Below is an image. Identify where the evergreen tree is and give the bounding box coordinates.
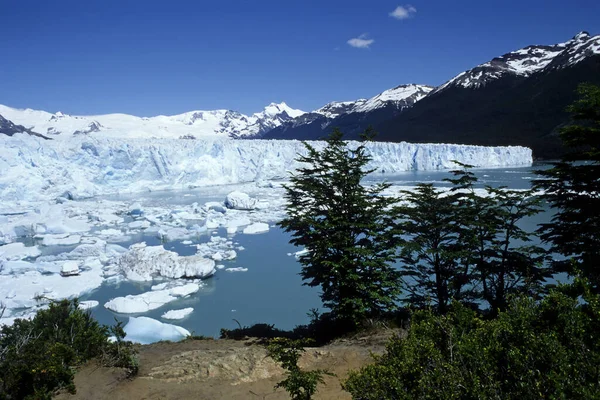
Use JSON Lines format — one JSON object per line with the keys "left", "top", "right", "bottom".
{"left": 481, "top": 186, "right": 549, "bottom": 312}
{"left": 393, "top": 184, "right": 468, "bottom": 314}
{"left": 446, "top": 166, "right": 549, "bottom": 313}
{"left": 278, "top": 128, "right": 401, "bottom": 324}
{"left": 535, "top": 83, "right": 600, "bottom": 292}
{"left": 395, "top": 164, "right": 548, "bottom": 314}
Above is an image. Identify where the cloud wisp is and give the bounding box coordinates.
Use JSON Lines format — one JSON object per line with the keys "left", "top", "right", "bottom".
{"left": 347, "top": 34, "right": 375, "bottom": 49}
{"left": 389, "top": 5, "right": 417, "bottom": 20}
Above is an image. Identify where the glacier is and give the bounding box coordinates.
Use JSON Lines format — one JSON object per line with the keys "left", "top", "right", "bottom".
{"left": 0, "top": 134, "right": 532, "bottom": 202}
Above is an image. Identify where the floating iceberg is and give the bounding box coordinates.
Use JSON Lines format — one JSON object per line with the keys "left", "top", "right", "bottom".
{"left": 123, "top": 316, "right": 190, "bottom": 344}
{"left": 162, "top": 307, "right": 194, "bottom": 320}
{"left": 0, "top": 243, "right": 41, "bottom": 261}
{"left": 104, "top": 283, "right": 200, "bottom": 313}
{"left": 60, "top": 261, "right": 80, "bottom": 276}
{"left": 226, "top": 267, "right": 248, "bottom": 273}
{"left": 118, "top": 243, "right": 216, "bottom": 281}
{"left": 79, "top": 300, "right": 99, "bottom": 310}
{"left": 243, "top": 222, "right": 269, "bottom": 235}
{"left": 225, "top": 191, "right": 257, "bottom": 210}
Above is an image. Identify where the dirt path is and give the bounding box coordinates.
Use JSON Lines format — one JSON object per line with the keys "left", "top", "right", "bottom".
{"left": 56, "top": 332, "right": 395, "bottom": 400}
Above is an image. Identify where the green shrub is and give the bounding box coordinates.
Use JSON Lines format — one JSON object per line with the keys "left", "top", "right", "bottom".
{"left": 0, "top": 299, "right": 138, "bottom": 399}
{"left": 344, "top": 285, "right": 600, "bottom": 399}
{"left": 267, "top": 338, "right": 333, "bottom": 400}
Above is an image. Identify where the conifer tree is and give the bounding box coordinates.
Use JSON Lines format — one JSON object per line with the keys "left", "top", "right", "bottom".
{"left": 393, "top": 184, "right": 466, "bottom": 314}
{"left": 535, "top": 83, "right": 600, "bottom": 292}
{"left": 278, "top": 128, "right": 401, "bottom": 324}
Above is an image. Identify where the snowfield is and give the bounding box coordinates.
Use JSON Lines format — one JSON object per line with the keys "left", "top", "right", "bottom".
{"left": 0, "top": 134, "right": 532, "bottom": 202}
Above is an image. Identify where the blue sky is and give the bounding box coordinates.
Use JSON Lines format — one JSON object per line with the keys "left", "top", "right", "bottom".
{"left": 1, "top": 0, "right": 599, "bottom": 116}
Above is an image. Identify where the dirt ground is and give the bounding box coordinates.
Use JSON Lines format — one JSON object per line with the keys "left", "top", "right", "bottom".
{"left": 55, "top": 330, "right": 397, "bottom": 400}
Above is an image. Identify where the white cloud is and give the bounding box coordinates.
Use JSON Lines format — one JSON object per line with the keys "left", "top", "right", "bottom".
{"left": 389, "top": 5, "right": 417, "bottom": 20}
{"left": 347, "top": 34, "right": 375, "bottom": 49}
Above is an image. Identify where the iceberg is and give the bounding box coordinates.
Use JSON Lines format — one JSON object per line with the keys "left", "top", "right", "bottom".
{"left": 104, "top": 283, "right": 200, "bottom": 313}
{"left": 123, "top": 316, "right": 190, "bottom": 344}
{"left": 243, "top": 222, "right": 269, "bottom": 235}
{"left": 162, "top": 307, "right": 194, "bottom": 320}
{"left": 118, "top": 243, "right": 216, "bottom": 281}
{"left": 78, "top": 300, "right": 99, "bottom": 310}
{"left": 0, "top": 243, "right": 41, "bottom": 261}
{"left": 0, "top": 134, "right": 532, "bottom": 202}
{"left": 225, "top": 191, "right": 257, "bottom": 210}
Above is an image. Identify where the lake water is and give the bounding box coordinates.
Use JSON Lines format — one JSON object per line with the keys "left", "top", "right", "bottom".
{"left": 78, "top": 163, "right": 552, "bottom": 337}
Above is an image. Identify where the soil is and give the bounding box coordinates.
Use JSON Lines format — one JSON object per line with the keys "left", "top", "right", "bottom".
{"left": 55, "top": 329, "right": 398, "bottom": 400}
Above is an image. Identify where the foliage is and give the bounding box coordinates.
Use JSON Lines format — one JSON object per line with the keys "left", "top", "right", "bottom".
{"left": 278, "top": 128, "right": 401, "bottom": 325}
{"left": 344, "top": 282, "right": 600, "bottom": 399}
{"left": 0, "top": 299, "right": 138, "bottom": 399}
{"left": 446, "top": 165, "right": 549, "bottom": 313}
{"left": 102, "top": 319, "right": 139, "bottom": 377}
{"left": 267, "top": 338, "right": 333, "bottom": 400}
{"left": 394, "top": 163, "right": 549, "bottom": 314}
{"left": 220, "top": 322, "right": 296, "bottom": 342}
{"left": 393, "top": 183, "right": 468, "bottom": 314}
{"left": 535, "top": 83, "right": 600, "bottom": 292}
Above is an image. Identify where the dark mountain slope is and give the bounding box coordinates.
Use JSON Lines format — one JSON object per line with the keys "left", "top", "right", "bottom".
{"left": 375, "top": 55, "right": 600, "bottom": 159}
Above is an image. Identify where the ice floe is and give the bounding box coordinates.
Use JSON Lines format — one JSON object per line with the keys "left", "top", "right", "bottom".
{"left": 162, "top": 307, "right": 194, "bottom": 320}
{"left": 225, "top": 191, "right": 257, "bottom": 210}
{"left": 123, "top": 316, "right": 190, "bottom": 344}
{"left": 118, "top": 243, "right": 216, "bottom": 281}
{"left": 0, "top": 242, "right": 41, "bottom": 261}
{"left": 243, "top": 222, "right": 269, "bottom": 235}
{"left": 104, "top": 282, "right": 201, "bottom": 313}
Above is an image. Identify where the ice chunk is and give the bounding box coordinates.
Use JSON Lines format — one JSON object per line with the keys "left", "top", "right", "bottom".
{"left": 225, "top": 267, "right": 248, "bottom": 272}
{"left": 104, "top": 283, "right": 200, "bottom": 313}
{"left": 225, "top": 191, "right": 257, "bottom": 210}
{"left": 128, "top": 203, "right": 143, "bottom": 216}
{"left": 242, "top": 222, "right": 269, "bottom": 235}
{"left": 79, "top": 300, "right": 99, "bottom": 310}
{"left": 161, "top": 307, "right": 194, "bottom": 320}
{"left": 0, "top": 243, "right": 41, "bottom": 261}
{"left": 60, "top": 261, "right": 80, "bottom": 276}
{"left": 41, "top": 234, "right": 81, "bottom": 246}
{"left": 0, "top": 260, "right": 104, "bottom": 316}
{"left": 123, "top": 316, "right": 190, "bottom": 344}
{"left": 204, "top": 202, "right": 227, "bottom": 214}
{"left": 128, "top": 220, "right": 150, "bottom": 229}
{"left": 118, "top": 243, "right": 216, "bottom": 281}
{"left": 158, "top": 227, "right": 192, "bottom": 241}
{"left": 211, "top": 250, "right": 237, "bottom": 261}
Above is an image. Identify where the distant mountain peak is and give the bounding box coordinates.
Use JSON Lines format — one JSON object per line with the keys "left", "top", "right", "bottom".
{"left": 573, "top": 31, "right": 590, "bottom": 40}
{"left": 258, "top": 102, "right": 305, "bottom": 118}
{"left": 434, "top": 31, "right": 600, "bottom": 93}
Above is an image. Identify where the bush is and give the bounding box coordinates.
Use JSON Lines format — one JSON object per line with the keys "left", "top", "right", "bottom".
{"left": 344, "top": 285, "right": 600, "bottom": 399}
{"left": 0, "top": 299, "right": 138, "bottom": 399}
{"left": 267, "top": 338, "right": 333, "bottom": 400}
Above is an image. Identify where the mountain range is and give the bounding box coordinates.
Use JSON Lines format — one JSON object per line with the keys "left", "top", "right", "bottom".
{"left": 1, "top": 31, "right": 599, "bottom": 158}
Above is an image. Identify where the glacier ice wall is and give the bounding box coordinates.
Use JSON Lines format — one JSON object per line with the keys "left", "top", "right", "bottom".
{"left": 0, "top": 134, "right": 532, "bottom": 201}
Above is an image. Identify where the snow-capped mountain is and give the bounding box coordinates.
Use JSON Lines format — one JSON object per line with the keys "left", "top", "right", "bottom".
{"left": 314, "top": 100, "right": 367, "bottom": 119}
{"left": 0, "top": 102, "right": 305, "bottom": 140}
{"left": 313, "top": 84, "right": 433, "bottom": 117}
{"left": 434, "top": 31, "right": 600, "bottom": 93}
{"left": 375, "top": 32, "right": 600, "bottom": 159}
{"left": 263, "top": 84, "right": 433, "bottom": 140}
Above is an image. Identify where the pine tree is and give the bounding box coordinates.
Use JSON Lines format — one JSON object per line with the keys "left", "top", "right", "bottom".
{"left": 534, "top": 83, "right": 600, "bottom": 292}
{"left": 393, "top": 184, "right": 466, "bottom": 314}
{"left": 278, "top": 128, "right": 401, "bottom": 324}
{"left": 446, "top": 165, "right": 549, "bottom": 313}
